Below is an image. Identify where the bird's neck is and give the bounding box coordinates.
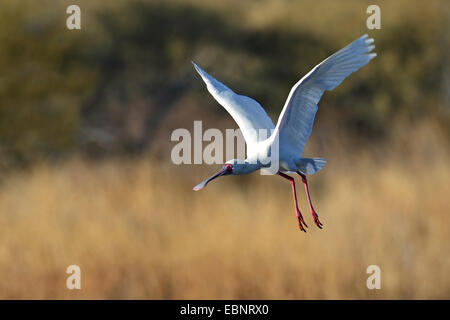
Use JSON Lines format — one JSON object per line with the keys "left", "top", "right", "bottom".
{"left": 239, "top": 160, "right": 262, "bottom": 175}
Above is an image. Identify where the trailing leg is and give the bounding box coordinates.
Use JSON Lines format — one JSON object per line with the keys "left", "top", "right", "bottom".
{"left": 297, "top": 171, "right": 323, "bottom": 229}
{"left": 278, "top": 172, "right": 308, "bottom": 232}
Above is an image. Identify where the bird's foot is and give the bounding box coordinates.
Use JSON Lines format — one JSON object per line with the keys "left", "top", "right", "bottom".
{"left": 311, "top": 211, "right": 323, "bottom": 229}
{"left": 298, "top": 222, "right": 307, "bottom": 232}
{"left": 296, "top": 211, "right": 308, "bottom": 232}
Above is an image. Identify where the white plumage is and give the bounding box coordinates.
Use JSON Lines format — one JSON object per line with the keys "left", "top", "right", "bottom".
{"left": 192, "top": 63, "right": 275, "bottom": 157}
{"left": 275, "top": 34, "right": 376, "bottom": 157}
{"left": 193, "top": 34, "right": 376, "bottom": 232}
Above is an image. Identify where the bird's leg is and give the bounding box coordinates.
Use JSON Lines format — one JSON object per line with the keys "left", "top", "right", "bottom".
{"left": 297, "top": 171, "right": 323, "bottom": 229}
{"left": 278, "top": 172, "right": 308, "bottom": 232}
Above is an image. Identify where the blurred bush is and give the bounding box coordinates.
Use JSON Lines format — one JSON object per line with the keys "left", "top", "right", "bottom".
{"left": 0, "top": 0, "right": 448, "bottom": 167}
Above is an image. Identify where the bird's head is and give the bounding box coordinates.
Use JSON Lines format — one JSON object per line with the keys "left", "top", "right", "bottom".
{"left": 193, "top": 159, "right": 255, "bottom": 191}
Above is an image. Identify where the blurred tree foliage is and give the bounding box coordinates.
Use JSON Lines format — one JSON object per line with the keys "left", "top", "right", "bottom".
{"left": 0, "top": 0, "right": 448, "bottom": 167}
{"left": 0, "top": 1, "right": 97, "bottom": 166}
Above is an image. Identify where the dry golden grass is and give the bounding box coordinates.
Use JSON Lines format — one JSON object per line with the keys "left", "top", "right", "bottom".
{"left": 0, "top": 124, "right": 448, "bottom": 299}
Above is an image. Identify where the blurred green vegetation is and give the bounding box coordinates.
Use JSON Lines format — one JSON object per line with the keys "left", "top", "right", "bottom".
{"left": 0, "top": 0, "right": 448, "bottom": 167}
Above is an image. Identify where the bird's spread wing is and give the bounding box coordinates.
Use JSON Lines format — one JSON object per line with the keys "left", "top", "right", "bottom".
{"left": 273, "top": 34, "right": 376, "bottom": 154}
{"left": 193, "top": 62, "right": 275, "bottom": 147}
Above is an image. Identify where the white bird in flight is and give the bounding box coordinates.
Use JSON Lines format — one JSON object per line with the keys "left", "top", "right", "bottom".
{"left": 193, "top": 34, "right": 376, "bottom": 232}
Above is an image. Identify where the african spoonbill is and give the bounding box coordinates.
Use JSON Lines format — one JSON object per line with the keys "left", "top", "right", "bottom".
{"left": 192, "top": 34, "right": 376, "bottom": 232}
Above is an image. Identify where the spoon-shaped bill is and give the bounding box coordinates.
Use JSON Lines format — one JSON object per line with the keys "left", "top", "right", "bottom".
{"left": 193, "top": 167, "right": 228, "bottom": 191}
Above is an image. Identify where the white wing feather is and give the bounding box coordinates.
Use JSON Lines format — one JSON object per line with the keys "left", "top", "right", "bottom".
{"left": 193, "top": 62, "right": 275, "bottom": 148}
{"left": 274, "top": 34, "right": 376, "bottom": 155}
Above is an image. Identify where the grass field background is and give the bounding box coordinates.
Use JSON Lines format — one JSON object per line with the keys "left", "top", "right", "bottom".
{"left": 0, "top": 122, "right": 448, "bottom": 299}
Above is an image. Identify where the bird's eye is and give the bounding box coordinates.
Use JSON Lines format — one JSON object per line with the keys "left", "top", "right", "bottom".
{"left": 225, "top": 164, "right": 233, "bottom": 172}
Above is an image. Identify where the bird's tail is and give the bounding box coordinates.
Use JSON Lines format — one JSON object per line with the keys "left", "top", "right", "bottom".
{"left": 296, "top": 158, "right": 326, "bottom": 175}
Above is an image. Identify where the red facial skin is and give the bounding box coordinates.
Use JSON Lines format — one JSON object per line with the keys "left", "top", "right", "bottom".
{"left": 223, "top": 163, "right": 233, "bottom": 173}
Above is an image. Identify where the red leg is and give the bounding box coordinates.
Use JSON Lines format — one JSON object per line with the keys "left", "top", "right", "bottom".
{"left": 278, "top": 172, "right": 308, "bottom": 232}
{"left": 297, "top": 171, "right": 323, "bottom": 229}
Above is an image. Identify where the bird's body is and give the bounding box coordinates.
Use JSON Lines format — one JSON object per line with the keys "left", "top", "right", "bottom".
{"left": 193, "top": 34, "right": 376, "bottom": 232}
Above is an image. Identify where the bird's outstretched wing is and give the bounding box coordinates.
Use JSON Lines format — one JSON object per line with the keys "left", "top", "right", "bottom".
{"left": 193, "top": 62, "right": 275, "bottom": 148}
{"left": 273, "top": 34, "right": 376, "bottom": 154}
